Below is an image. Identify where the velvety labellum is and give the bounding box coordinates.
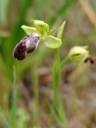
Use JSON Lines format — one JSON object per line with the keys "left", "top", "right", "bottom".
{"left": 13, "top": 33, "right": 40, "bottom": 60}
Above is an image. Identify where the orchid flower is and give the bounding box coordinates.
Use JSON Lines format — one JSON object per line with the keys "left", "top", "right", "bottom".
{"left": 13, "top": 19, "right": 62, "bottom": 60}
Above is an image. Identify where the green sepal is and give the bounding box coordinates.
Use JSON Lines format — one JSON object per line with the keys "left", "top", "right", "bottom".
{"left": 31, "top": 19, "right": 49, "bottom": 33}
{"left": 21, "top": 25, "right": 36, "bottom": 35}
{"left": 31, "top": 19, "right": 49, "bottom": 38}
{"left": 44, "top": 35, "right": 62, "bottom": 48}
{"left": 57, "top": 21, "right": 66, "bottom": 39}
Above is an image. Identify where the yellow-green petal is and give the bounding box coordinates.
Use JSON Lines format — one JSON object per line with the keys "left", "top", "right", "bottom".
{"left": 21, "top": 25, "right": 36, "bottom": 35}
{"left": 44, "top": 35, "right": 62, "bottom": 48}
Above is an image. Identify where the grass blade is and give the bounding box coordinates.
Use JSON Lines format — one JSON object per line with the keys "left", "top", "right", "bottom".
{"left": 11, "top": 66, "right": 16, "bottom": 128}
{"left": 0, "top": 107, "right": 10, "bottom": 128}
{"left": 57, "top": 96, "right": 66, "bottom": 127}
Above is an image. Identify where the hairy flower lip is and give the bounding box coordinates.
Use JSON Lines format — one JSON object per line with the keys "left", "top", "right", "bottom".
{"left": 26, "top": 33, "right": 40, "bottom": 48}
{"left": 13, "top": 33, "right": 40, "bottom": 61}
{"left": 13, "top": 41, "right": 27, "bottom": 60}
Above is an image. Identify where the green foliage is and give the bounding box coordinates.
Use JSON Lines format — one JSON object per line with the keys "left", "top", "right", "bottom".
{"left": 0, "top": 0, "right": 94, "bottom": 127}
{"left": 49, "top": 0, "right": 77, "bottom": 26}
{"left": 0, "top": 0, "right": 34, "bottom": 67}
{"left": 32, "top": 0, "right": 48, "bottom": 19}
{"left": 57, "top": 96, "right": 66, "bottom": 127}
{"left": 48, "top": 96, "right": 66, "bottom": 128}
{"left": 53, "top": 21, "right": 66, "bottom": 103}
{"left": 50, "top": 21, "right": 66, "bottom": 127}
{"left": 0, "top": 107, "right": 10, "bottom": 128}
{"left": 52, "top": 48, "right": 60, "bottom": 103}
{"left": 11, "top": 66, "right": 17, "bottom": 128}
{"left": 16, "top": 108, "right": 29, "bottom": 128}
{"left": 0, "top": 0, "right": 10, "bottom": 28}
{"left": 0, "top": 66, "right": 17, "bottom": 128}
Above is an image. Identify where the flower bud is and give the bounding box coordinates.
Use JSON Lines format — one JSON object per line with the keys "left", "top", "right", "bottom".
{"left": 68, "top": 46, "right": 89, "bottom": 65}
{"left": 13, "top": 33, "right": 40, "bottom": 60}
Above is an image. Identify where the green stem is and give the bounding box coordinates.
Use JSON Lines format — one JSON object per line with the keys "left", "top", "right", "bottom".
{"left": 60, "top": 55, "right": 69, "bottom": 69}
{"left": 53, "top": 48, "right": 60, "bottom": 105}
{"left": 49, "top": 48, "right": 60, "bottom": 128}
{"left": 49, "top": 20, "right": 66, "bottom": 128}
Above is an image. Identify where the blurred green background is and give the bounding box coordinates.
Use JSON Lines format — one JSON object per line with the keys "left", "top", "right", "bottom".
{"left": 0, "top": 0, "right": 96, "bottom": 128}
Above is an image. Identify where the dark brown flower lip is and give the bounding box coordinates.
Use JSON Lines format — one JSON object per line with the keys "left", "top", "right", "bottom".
{"left": 84, "top": 55, "right": 95, "bottom": 64}
{"left": 13, "top": 33, "right": 40, "bottom": 60}
{"left": 13, "top": 41, "right": 27, "bottom": 60}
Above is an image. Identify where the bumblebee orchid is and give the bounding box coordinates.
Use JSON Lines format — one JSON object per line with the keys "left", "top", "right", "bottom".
{"left": 13, "top": 19, "right": 62, "bottom": 60}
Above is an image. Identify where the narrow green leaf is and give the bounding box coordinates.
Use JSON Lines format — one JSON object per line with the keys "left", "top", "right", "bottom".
{"left": 21, "top": 25, "right": 36, "bottom": 35}
{"left": 11, "top": 66, "right": 16, "bottom": 128}
{"left": 52, "top": 49, "right": 60, "bottom": 104}
{"left": 57, "top": 96, "right": 66, "bottom": 125}
{"left": 44, "top": 35, "right": 62, "bottom": 48}
{"left": 0, "top": 107, "right": 10, "bottom": 128}
{"left": 48, "top": 102, "right": 65, "bottom": 128}
{"left": 48, "top": 103, "right": 60, "bottom": 123}
{"left": 57, "top": 21, "right": 66, "bottom": 39}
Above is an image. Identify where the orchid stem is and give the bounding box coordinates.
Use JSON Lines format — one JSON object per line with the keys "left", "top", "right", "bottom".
{"left": 60, "top": 55, "right": 69, "bottom": 69}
